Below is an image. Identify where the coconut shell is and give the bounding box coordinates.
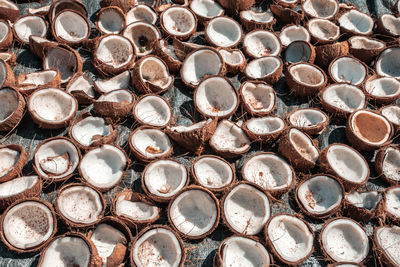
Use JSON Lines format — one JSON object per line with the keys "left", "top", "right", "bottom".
{"left": 264, "top": 213, "right": 314, "bottom": 265}
{"left": 245, "top": 56, "right": 283, "bottom": 85}
{"left": 242, "top": 117, "right": 286, "bottom": 144}
{"left": 284, "top": 41, "right": 316, "bottom": 64}
{"left": 38, "top": 232, "right": 102, "bottom": 267}
{"left": 239, "top": 80, "right": 277, "bottom": 116}
{"left": 95, "top": 6, "right": 126, "bottom": 35}
{"left": 0, "top": 1, "right": 20, "bottom": 22}
{"left": 55, "top": 183, "right": 106, "bottom": 228}
{"left": 318, "top": 143, "right": 369, "bottom": 191}
{"left": 0, "top": 88, "right": 25, "bottom": 132}
{"left": 240, "top": 11, "right": 276, "bottom": 31}
{"left": 192, "top": 3, "right": 224, "bottom": 25}
{"left": 51, "top": 9, "right": 90, "bottom": 46}
{"left": 130, "top": 224, "right": 186, "bottom": 267}
{"left": 315, "top": 41, "right": 349, "bottom": 68}
{"left": 17, "top": 70, "right": 61, "bottom": 96}
{"left": 377, "top": 14, "right": 400, "bottom": 38}
{"left": 285, "top": 63, "right": 327, "bottom": 97}
{"left": 131, "top": 56, "right": 174, "bottom": 94}
{"left": 338, "top": 10, "right": 374, "bottom": 36}
{"left": 0, "top": 51, "right": 16, "bottom": 66}
{"left": 166, "top": 118, "right": 217, "bottom": 155}
{"left": 0, "top": 59, "right": 15, "bottom": 89}
{"left": 343, "top": 192, "right": 381, "bottom": 222}
{"left": 168, "top": 185, "right": 220, "bottom": 239}
{"left": 217, "top": 0, "right": 255, "bottom": 15}
{"left": 99, "top": 0, "right": 136, "bottom": 13}
{"left": 287, "top": 108, "right": 330, "bottom": 135}
{"left": 363, "top": 75, "right": 400, "bottom": 104}
{"left": 204, "top": 16, "right": 243, "bottom": 48}
{"left": 375, "top": 145, "right": 400, "bottom": 185}
{"left": 348, "top": 36, "right": 386, "bottom": 64}
{"left": 29, "top": 36, "right": 58, "bottom": 59}
{"left": 48, "top": 0, "right": 88, "bottom": 22}
{"left": 0, "top": 20, "right": 12, "bottom": 50}
{"left": 93, "top": 90, "right": 135, "bottom": 120}
{"left": 0, "top": 144, "right": 27, "bottom": 183}
{"left": 0, "top": 198, "right": 57, "bottom": 253}
{"left": 153, "top": 39, "right": 182, "bottom": 73}
{"left": 160, "top": 6, "right": 197, "bottom": 40}
{"left": 0, "top": 176, "right": 41, "bottom": 210}
{"left": 373, "top": 225, "right": 400, "bottom": 267}
{"left": 132, "top": 94, "right": 172, "bottom": 127}
{"left": 346, "top": 109, "right": 394, "bottom": 152}
{"left": 66, "top": 72, "right": 95, "bottom": 105}
{"left": 217, "top": 48, "right": 247, "bottom": 74}
{"left": 270, "top": 4, "right": 303, "bottom": 25}
{"left": 172, "top": 37, "right": 205, "bottom": 61}
{"left": 327, "top": 263, "right": 365, "bottom": 267}
{"left": 111, "top": 190, "right": 161, "bottom": 229}
{"left": 12, "top": 15, "right": 49, "bottom": 45}
{"left": 380, "top": 105, "right": 400, "bottom": 133}
{"left": 307, "top": 19, "right": 340, "bottom": 44}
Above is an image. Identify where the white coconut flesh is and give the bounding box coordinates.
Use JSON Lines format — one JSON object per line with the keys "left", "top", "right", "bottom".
{"left": 326, "top": 145, "right": 368, "bottom": 184}
{"left": 303, "top": 0, "right": 338, "bottom": 19}
{"left": 267, "top": 215, "right": 313, "bottom": 263}
{"left": 297, "top": 175, "right": 342, "bottom": 215}
{"left": 139, "top": 57, "right": 173, "bottom": 89}
{"left": 90, "top": 223, "right": 127, "bottom": 265}
{"left": 190, "top": 0, "right": 224, "bottom": 19}
{"left": 308, "top": 19, "right": 339, "bottom": 42}
{"left": 96, "top": 35, "right": 133, "bottom": 69}
{"left": 244, "top": 31, "right": 281, "bottom": 57}
{"left": 170, "top": 189, "right": 218, "bottom": 237}
{"left": 210, "top": 120, "right": 250, "bottom": 154}
{"left": 3, "top": 201, "right": 53, "bottom": 249}
{"left": 241, "top": 10, "right": 274, "bottom": 23}
{"left": 339, "top": 10, "right": 374, "bottom": 35}
{"left": 0, "top": 21, "right": 9, "bottom": 43}
{"left": 131, "top": 128, "right": 172, "bottom": 159}
{"left": 224, "top": 183, "right": 270, "bottom": 235}
{"left": 221, "top": 236, "right": 270, "bottom": 267}
{"left": 376, "top": 47, "right": 400, "bottom": 78}
{"left": 94, "top": 71, "right": 130, "bottom": 94}
{"left": 181, "top": 49, "right": 223, "bottom": 86}
{"left": 321, "top": 219, "right": 369, "bottom": 263}
{"left": 20, "top": 70, "right": 58, "bottom": 87}
{"left": 14, "top": 16, "right": 47, "bottom": 43}
{"left": 345, "top": 191, "right": 381, "bottom": 211}
{"left": 0, "top": 88, "right": 18, "bottom": 124}
{"left": 386, "top": 187, "right": 400, "bottom": 219}
{"left": 54, "top": 11, "right": 88, "bottom": 42}
{"left": 80, "top": 145, "right": 126, "bottom": 189}
{"left": 194, "top": 156, "right": 233, "bottom": 189}
{"left": 98, "top": 8, "right": 125, "bottom": 34}
{"left": 245, "top": 117, "right": 286, "bottom": 135}
{"left": 133, "top": 228, "right": 182, "bottom": 267}
{"left": 289, "top": 109, "right": 327, "bottom": 129}
{"left": 279, "top": 25, "right": 310, "bottom": 47}
{"left": 330, "top": 57, "right": 366, "bottom": 85}
{"left": 206, "top": 17, "right": 241, "bottom": 48}
{"left": 195, "top": 77, "right": 237, "bottom": 117}
{"left": 40, "top": 236, "right": 91, "bottom": 267}
{"left": 289, "top": 128, "right": 319, "bottom": 162}
{"left": 381, "top": 105, "right": 400, "bottom": 126}
{"left": 365, "top": 77, "right": 400, "bottom": 98}
{"left": 168, "top": 119, "right": 210, "bottom": 133}
{"left": 28, "top": 5, "right": 50, "bottom": 15}
{"left": 98, "top": 89, "right": 133, "bottom": 103}
{"left": 0, "top": 148, "right": 20, "bottom": 178}
{"left": 115, "top": 194, "right": 159, "bottom": 221}
{"left": 135, "top": 95, "right": 171, "bottom": 127}
{"left": 126, "top": 5, "right": 157, "bottom": 25}
{"left": 285, "top": 42, "right": 313, "bottom": 63}
{"left": 376, "top": 226, "right": 400, "bottom": 266}
{"left": 159, "top": 39, "right": 179, "bottom": 61}
{"left": 241, "top": 82, "right": 275, "bottom": 113}
{"left": 0, "top": 176, "right": 38, "bottom": 198}
{"left": 35, "top": 138, "right": 79, "bottom": 179}
{"left": 162, "top": 7, "right": 196, "bottom": 37}
{"left": 144, "top": 160, "right": 187, "bottom": 197}
{"left": 322, "top": 84, "right": 366, "bottom": 113}
{"left": 29, "top": 88, "right": 77, "bottom": 123}
{"left": 218, "top": 49, "right": 245, "bottom": 66}
{"left": 245, "top": 56, "right": 281, "bottom": 79}
{"left": 57, "top": 185, "right": 103, "bottom": 224}
{"left": 289, "top": 64, "right": 325, "bottom": 87}
{"left": 243, "top": 153, "right": 293, "bottom": 190}
{"left": 123, "top": 22, "right": 160, "bottom": 56}
{"left": 44, "top": 47, "right": 78, "bottom": 83}
{"left": 349, "top": 36, "right": 385, "bottom": 50}
{"left": 351, "top": 110, "right": 391, "bottom": 145}
{"left": 67, "top": 74, "right": 95, "bottom": 97}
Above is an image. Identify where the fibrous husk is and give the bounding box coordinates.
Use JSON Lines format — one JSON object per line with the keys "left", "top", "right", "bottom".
{"left": 0, "top": 87, "right": 25, "bottom": 132}
{"left": 285, "top": 63, "right": 327, "bottom": 97}
{"left": 0, "top": 51, "right": 16, "bottom": 66}
{"left": 240, "top": 10, "right": 275, "bottom": 31}
{"left": 348, "top": 36, "right": 386, "bottom": 64}
{"left": 217, "top": 0, "right": 255, "bottom": 15}
{"left": 343, "top": 190, "right": 382, "bottom": 221}
{"left": 0, "top": 19, "right": 12, "bottom": 50}
{"left": 270, "top": 4, "right": 303, "bottom": 25}
{"left": 0, "top": 0, "right": 20, "bottom": 22}
{"left": 315, "top": 41, "right": 349, "bottom": 68}
{"left": 93, "top": 89, "right": 135, "bottom": 120}
{"left": 99, "top": 0, "right": 136, "bottom": 13}
{"left": 17, "top": 70, "right": 61, "bottom": 96}
{"left": 153, "top": 39, "right": 182, "bottom": 73}
{"left": 29, "top": 36, "right": 58, "bottom": 59}
{"left": 0, "top": 144, "right": 27, "bottom": 183}
{"left": 0, "top": 175, "right": 42, "bottom": 210}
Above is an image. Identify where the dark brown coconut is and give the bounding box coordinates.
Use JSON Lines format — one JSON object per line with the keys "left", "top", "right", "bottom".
{"left": 346, "top": 109, "right": 393, "bottom": 151}
{"left": 0, "top": 59, "right": 15, "bottom": 89}
{"left": 239, "top": 80, "right": 277, "bottom": 116}
{"left": 160, "top": 6, "right": 197, "bottom": 40}
{"left": 0, "top": 51, "right": 16, "bottom": 66}
{"left": 380, "top": 105, "right": 400, "bottom": 133}
{"left": 240, "top": 10, "right": 275, "bottom": 31}
{"left": 0, "top": 198, "right": 57, "bottom": 253}
{"left": 343, "top": 190, "right": 382, "bottom": 221}
{"left": 0, "top": 19, "right": 12, "bottom": 50}
{"left": 217, "top": 0, "right": 255, "bottom": 15}
{"left": 318, "top": 143, "right": 369, "bottom": 191}
{"left": 270, "top": 4, "right": 303, "bottom": 25}
{"left": 0, "top": 175, "right": 42, "bottom": 210}
{"left": 315, "top": 41, "right": 349, "bottom": 68}
{"left": 93, "top": 89, "right": 135, "bottom": 120}
{"left": 168, "top": 185, "right": 220, "bottom": 239}
{"left": 12, "top": 15, "right": 48, "bottom": 45}
{"left": 51, "top": 9, "right": 90, "bottom": 46}
{"left": 348, "top": 36, "right": 386, "bottom": 64}
{"left": 172, "top": 37, "right": 205, "bottom": 61}
{"left": 111, "top": 189, "right": 160, "bottom": 228}
{"left": 338, "top": 10, "right": 374, "bottom": 36}
{"left": 375, "top": 145, "right": 400, "bottom": 185}
{"left": 48, "top": 0, "right": 88, "bottom": 23}
{"left": 17, "top": 70, "right": 61, "bottom": 96}
{"left": 153, "top": 39, "right": 182, "bottom": 73}
{"left": 37, "top": 232, "right": 102, "bottom": 267}
{"left": 244, "top": 56, "right": 283, "bottom": 85}
{"left": 95, "top": 6, "right": 126, "bottom": 35}
{"left": 166, "top": 118, "right": 217, "bottom": 155}
{"left": 29, "top": 36, "right": 58, "bottom": 59}
{"left": 373, "top": 225, "right": 400, "bottom": 267}
{"left": 363, "top": 75, "right": 400, "bottom": 104}
{"left": 0, "top": 88, "right": 25, "bottom": 132}
{"left": 278, "top": 127, "right": 320, "bottom": 171}
{"left": 242, "top": 116, "right": 286, "bottom": 144}
{"left": 204, "top": 16, "right": 243, "bottom": 48}
{"left": 264, "top": 213, "right": 314, "bottom": 265}
{"left": 55, "top": 183, "right": 106, "bottom": 228}
{"left": 0, "top": 0, "right": 19, "bottom": 22}
{"left": 287, "top": 108, "right": 329, "bottom": 135}
{"left": 217, "top": 48, "right": 247, "bottom": 74}
{"left": 285, "top": 63, "right": 327, "bottom": 97}
{"left": 284, "top": 41, "right": 316, "bottom": 64}
{"left": 0, "top": 144, "right": 27, "bottom": 183}
{"left": 66, "top": 72, "right": 95, "bottom": 105}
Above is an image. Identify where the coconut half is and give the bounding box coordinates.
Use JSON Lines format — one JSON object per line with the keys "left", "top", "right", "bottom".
{"left": 129, "top": 127, "right": 173, "bottom": 162}
{"left": 307, "top": 18, "right": 340, "bottom": 44}
{"left": 240, "top": 81, "right": 276, "bottom": 116}
{"left": 94, "top": 89, "right": 134, "bottom": 119}
{"left": 0, "top": 199, "right": 56, "bottom": 253}
{"left": 296, "top": 175, "right": 344, "bottom": 218}
{"left": 133, "top": 94, "right": 171, "bottom": 127}
{"left": 339, "top": 10, "right": 374, "bottom": 35}
{"left": 344, "top": 191, "right": 382, "bottom": 221}
{"left": 17, "top": 70, "right": 61, "bottom": 95}
{"left": 346, "top": 109, "right": 393, "bottom": 151}
{"left": 13, "top": 15, "right": 48, "bottom": 44}
{"left": 329, "top": 56, "right": 367, "bottom": 86}
{"left": 364, "top": 76, "right": 400, "bottom": 104}
{"left": 265, "top": 214, "right": 314, "bottom": 265}
{"left": 126, "top": 4, "right": 157, "bottom": 25}
{"left": 240, "top": 10, "right": 275, "bottom": 31}
{"left": 190, "top": 0, "right": 224, "bottom": 23}
{"left": 0, "top": 87, "right": 25, "bottom": 132}
{"left": 180, "top": 48, "right": 224, "bottom": 88}
{"left": 320, "top": 218, "right": 369, "bottom": 263}
{"left": 160, "top": 6, "right": 197, "bottom": 39}
{"left": 0, "top": 19, "right": 12, "bottom": 50}
{"left": 376, "top": 47, "right": 400, "bottom": 79}
{"left": 243, "top": 30, "right": 281, "bottom": 58}
{"left": 0, "top": 51, "right": 16, "bottom": 66}
{"left": 96, "top": 6, "right": 126, "bottom": 35}
{"left": 0, "top": 0, "right": 19, "bottom": 22}
{"left": 0, "top": 59, "right": 15, "bottom": 89}
{"left": 123, "top": 21, "right": 161, "bottom": 57}
{"left": 154, "top": 39, "right": 182, "bottom": 73}
{"left": 217, "top": 48, "right": 246, "bottom": 74}
{"left": 285, "top": 41, "right": 316, "bottom": 64}
{"left": 52, "top": 10, "right": 90, "bottom": 45}
{"left": 131, "top": 225, "right": 185, "bottom": 267}
{"left": 288, "top": 108, "right": 329, "bottom": 135}
{"left": 319, "top": 144, "right": 369, "bottom": 190}
{"left": 0, "top": 144, "right": 27, "bottom": 183}
{"left": 381, "top": 105, "right": 400, "bottom": 132}
{"left": 303, "top": 0, "right": 338, "bottom": 19}
{"left": 348, "top": 36, "right": 385, "bottom": 64}
{"left": 142, "top": 159, "right": 188, "bottom": 202}
{"left": 0, "top": 176, "right": 41, "bottom": 209}
{"left": 243, "top": 116, "right": 286, "bottom": 143}
{"left": 374, "top": 226, "right": 400, "bottom": 267}
{"left": 79, "top": 145, "right": 127, "bottom": 191}
{"left": 93, "top": 70, "right": 130, "bottom": 94}
{"left": 285, "top": 63, "right": 327, "bottom": 97}
{"left": 375, "top": 145, "right": 400, "bottom": 185}
{"left": 29, "top": 35, "right": 58, "bottom": 59}
{"left": 56, "top": 184, "right": 105, "bottom": 227}
{"left": 279, "top": 25, "right": 310, "bottom": 47}
{"left": 222, "top": 182, "right": 270, "bottom": 236}
{"left": 210, "top": 120, "right": 251, "bottom": 158}
{"left": 315, "top": 41, "right": 349, "bottom": 68}
{"left": 205, "top": 16, "right": 242, "bottom": 48}
{"left": 34, "top": 137, "right": 80, "bottom": 182}
{"left": 383, "top": 186, "right": 400, "bottom": 224}
{"left": 28, "top": 88, "right": 78, "bottom": 129}
{"left": 244, "top": 56, "right": 283, "bottom": 85}
{"left": 378, "top": 13, "right": 400, "bottom": 37}
{"left": 66, "top": 72, "right": 95, "bottom": 105}
{"left": 270, "top": 3, "right": 303, "bottom": 25}
{"left": 48, "top": 0, "right": 88, "bottom": 22}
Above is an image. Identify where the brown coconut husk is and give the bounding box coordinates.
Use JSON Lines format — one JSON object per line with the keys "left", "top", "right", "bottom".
{"left": 285, "top": 63, "right": 327, "bottom": 97}
{"left": 375, "top": 145, "right": 400, "bottom": 185}
{"left": 17, "top": 70, "right": 61, "bottom": 96}
{"left": 0, "top": 59, "right": 15, "bottom": 88}
{"left": 0, "top": 144, "right": 27, "bottom": 183}
{"left": 0, "top": 0, "right": 20, "bottom": 22}
{"left": 287, "top": 108, "right": 330, "bottom": 135}
{"left": 0, "top": 19, "right": 12, "bottom": 50}
{"left": 217, "top": 0, "right": 255, "bottom": 15}
{"left": 270, "top": 4, "right": 303, "bottom": 25}
{"left": 172, "top": 37, "right": 205, "bottom": 61}
{"left": 0, "top": 176, "right": 42, "bottom": 210}
{"left": 29, "top": 36, "right": 58, "bottom": 59}
{"left": 153, "top": 39, "right": 182, "bottom": 73}
{"left": 315, "top": 41, "right": 349, "bottom": 68}
{"left": 343, "top": 191, "right": 382, "bottom": 222}
{"left": 216, "top": 47, "right": 247, "bottom": 74}
{"left": 0, "top": 88, "right": 25, "bottom": 132}
{"left": 0, "top": 51, "right": 16, "bottom": 66}
{"left": 66, "top": 72, "right": 95, "bottom": 105}
{"left": 99, "top": 0, "right": 136, "bottom": 13}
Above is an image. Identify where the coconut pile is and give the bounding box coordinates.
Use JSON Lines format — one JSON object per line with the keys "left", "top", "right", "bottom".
{"left": 0, "top": 0, "right": 400, "bottom": 266}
